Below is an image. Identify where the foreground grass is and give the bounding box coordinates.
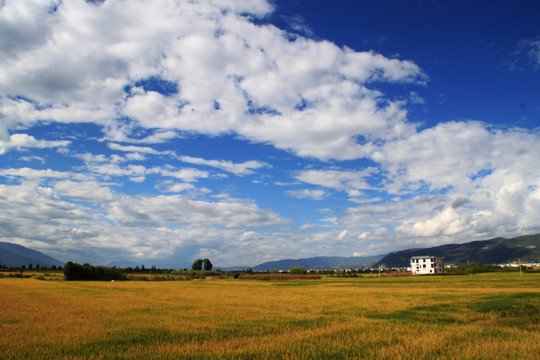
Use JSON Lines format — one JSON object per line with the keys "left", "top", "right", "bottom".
{"left": 1, "top": 273, "right": 539, "bottom": 359}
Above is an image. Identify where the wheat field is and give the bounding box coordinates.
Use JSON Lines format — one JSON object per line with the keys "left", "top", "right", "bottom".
{"left": 1, "top": 273, "right": 539, "bottom": 359}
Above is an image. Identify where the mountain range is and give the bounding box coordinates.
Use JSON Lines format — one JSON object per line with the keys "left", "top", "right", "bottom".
{"left": 375, "top": 233, "right": 540, "bottom": 268}
{"left": 0, "top": 242, "right": 64, "bottom": 268}
{"left": 251, "top": 255, "right": 385, "bottom": 271}
{"left": 1, "top": 233, "right": 539, "bottom": 270}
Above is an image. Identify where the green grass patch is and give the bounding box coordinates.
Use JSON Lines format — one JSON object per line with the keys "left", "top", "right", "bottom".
{"left": 467, "top": 292, "right": 540, "bottom": 326}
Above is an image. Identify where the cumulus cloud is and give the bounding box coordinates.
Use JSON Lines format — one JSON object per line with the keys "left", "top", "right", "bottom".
{"left": 0, "top": 133, "right": 70, "bottom": 154}
{"left": 397, "top": 207, "right": 469, "bottom": 238}
{"left": 1, "top": 0, "right": 539, "bottom": 266}
{"left": 53, "top": 180, "right": 114, "bottom": 203}
{"left": 107, "top": 193, "right": 288, "bottom": 228}
{"left": 0, "top": 0, "right": 426, "bottom": 161}
{"left": 286, "top": 188, "right": 327, "bottom": 200}
{"left": 338, "top": 153, "right": 540, "bottom": 248}
{"left": 0, "top": 181, "right": 290, "bottom": 265}
{"left": 0, "top": 183, "right": 91, "bottom": 251}
{"left": 371, "top": 121, "right": 540, "bottom": 195}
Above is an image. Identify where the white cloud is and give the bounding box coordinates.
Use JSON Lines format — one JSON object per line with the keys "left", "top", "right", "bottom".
{"left": 136, "top": 130, "right": 178, "bottom": 144}
{"left": 1, "top": 0, "right": 539, "bottom": 266}
{"left": 160, "top": 167, "right": 209, "bottom": 183}
{"left": 0, "top": 167, "right": 71, "bottom": 180}
{"left": 0, "top": 0, "right": 425, "bottom": 161}
{"left": 54, "top": 180, "right": 114, "bottom": 203}
{"left": 372, "top": 121, "right": 540, "bottom": 195}
{"left": 0, "top": 133, "right": 70, "bottom": 154}
{"left": 286, "top": 189, "right": 326, "bottom": 200}
{"left": 240, "top": 231, "right": 255, "bottom": 241}
{"left": 107, "top": 193, "right": 288, "bottom": 229}
{"left": 156, "top": 181, "right": 196, "bottom": 193}
{"left": 295, "top": 168, "right": 376, "bottom": 192}
{"left": 396, "top": 207, "right": 469, "bottom": 238}
{"left": 107, "top": 143, "right": 172, "bottom": 155}
{"left": 178, "top": 155, "right": 270, "bottom": 176}
{"left": 85, "top": 162, "right": 150, "bottom": 179}
{"left": 79, "top": 153, "right": 210, "bottom": 183}
{"left": 337, "top": 229, "right": 348, "bottom": 240}
{"left": 0, "top": 181, "right": 290, "bottom": 266}
{"left": 0, "top": 183, "right": 91, "bottom": 247}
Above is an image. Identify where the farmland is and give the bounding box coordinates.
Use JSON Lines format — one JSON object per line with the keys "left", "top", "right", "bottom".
{"left": 1, "top": 273, "right": 539, "bottom": 359}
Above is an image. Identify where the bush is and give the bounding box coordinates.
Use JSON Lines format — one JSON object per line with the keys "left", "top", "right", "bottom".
{"left": 63, "top": 261, "right": 127, "bottom": 281}
{"left": 289, "top": 266, "right": 308, "bottom": 275}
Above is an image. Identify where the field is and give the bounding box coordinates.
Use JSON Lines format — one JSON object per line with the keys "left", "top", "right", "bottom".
{"left": 1, "top": 273, "right": 539, "bottom": 359}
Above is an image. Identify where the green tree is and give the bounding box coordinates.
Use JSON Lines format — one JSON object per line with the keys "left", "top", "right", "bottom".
{"left": 203, "top": 258, "right": 213, "bottom": 271}
{"left": 192, "top": 259, "right": 203, "bottom": 271}
{"left": 289, "top": 266, "right": 307, "bottom": 274}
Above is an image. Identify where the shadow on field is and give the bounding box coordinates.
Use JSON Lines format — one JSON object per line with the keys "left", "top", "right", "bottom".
{"left": 368, "top": 292, "right": 540, "bottom": 327}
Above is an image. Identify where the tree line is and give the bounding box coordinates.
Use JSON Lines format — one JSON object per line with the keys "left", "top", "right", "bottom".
{"left": 0, "top": 264, "right": 62, "bottom": 271}
{"left": 61, "top": 259, "right": 215, "bottom": 281}
{"left": 63, "top": 261, "right": 127, "bottom": 281}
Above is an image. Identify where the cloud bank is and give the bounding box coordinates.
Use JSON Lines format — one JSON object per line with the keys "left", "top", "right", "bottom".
{"left": 0, "top": 0, "right": 538, "bottom": 266}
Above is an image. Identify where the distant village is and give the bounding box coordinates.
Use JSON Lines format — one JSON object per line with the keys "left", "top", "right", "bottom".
{"left": 305, "top": 257, "right": 540, "bottom": 275}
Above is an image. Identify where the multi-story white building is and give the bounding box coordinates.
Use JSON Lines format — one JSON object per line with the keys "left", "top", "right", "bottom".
{"left": 410, "top": 256, "right": 444, "bottom": 275}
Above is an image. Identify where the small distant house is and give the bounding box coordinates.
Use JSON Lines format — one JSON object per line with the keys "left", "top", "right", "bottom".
{"left": 410, "top": 256, "right": 444, "bottom": 275}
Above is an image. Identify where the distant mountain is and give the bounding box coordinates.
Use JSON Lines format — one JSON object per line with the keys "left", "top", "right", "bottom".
{"left": 375, "top": 234, "right": 540, "bottom": 268}
{"left": 0, "top": 242, "right": 64, "bottom": 268}
{"left": 218, "top": 265, "right": 252, "bottom": 271}
{"left": 253, "top": 255, "right": 385, "bottom": 271}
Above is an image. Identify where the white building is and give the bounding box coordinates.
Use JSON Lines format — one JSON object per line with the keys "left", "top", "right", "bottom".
{"left": 410, "top": 256, "right": 444, "bottom": 275}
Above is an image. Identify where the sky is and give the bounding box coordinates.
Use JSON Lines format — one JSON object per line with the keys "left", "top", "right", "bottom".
{"left": 1, "top": 0, "right": 539, "bottom": 268}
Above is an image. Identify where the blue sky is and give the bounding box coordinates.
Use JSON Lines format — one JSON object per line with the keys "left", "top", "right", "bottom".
{"left": 1, "top": 0, "right": 539, "bottom": 268}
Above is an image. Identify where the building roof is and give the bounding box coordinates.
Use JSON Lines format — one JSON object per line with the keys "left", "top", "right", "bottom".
{"left": 410, "top": 256, "right": 445, "bottom": 260}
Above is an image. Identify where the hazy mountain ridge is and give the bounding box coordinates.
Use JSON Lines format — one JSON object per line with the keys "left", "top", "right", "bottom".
{"left": 375, "top": 234, "right": 540, "bottom": 268}
{"left": 252, "top": 255, "right": 385, "bottom": 271}
{"left": 0, "top": 242, "right": 64, "bottom": 268}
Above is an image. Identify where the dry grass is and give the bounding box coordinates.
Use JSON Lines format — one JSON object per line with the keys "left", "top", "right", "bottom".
{"left": 237, "top": 274, "right": 321, "bottom": 280}
{"left": 1, "top": 273, "right": 539, "bottom": 359}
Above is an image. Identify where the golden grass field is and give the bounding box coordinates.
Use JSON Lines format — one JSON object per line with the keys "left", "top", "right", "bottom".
{"left": 1, "top": 272, "right": 539, "bottom": 359}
